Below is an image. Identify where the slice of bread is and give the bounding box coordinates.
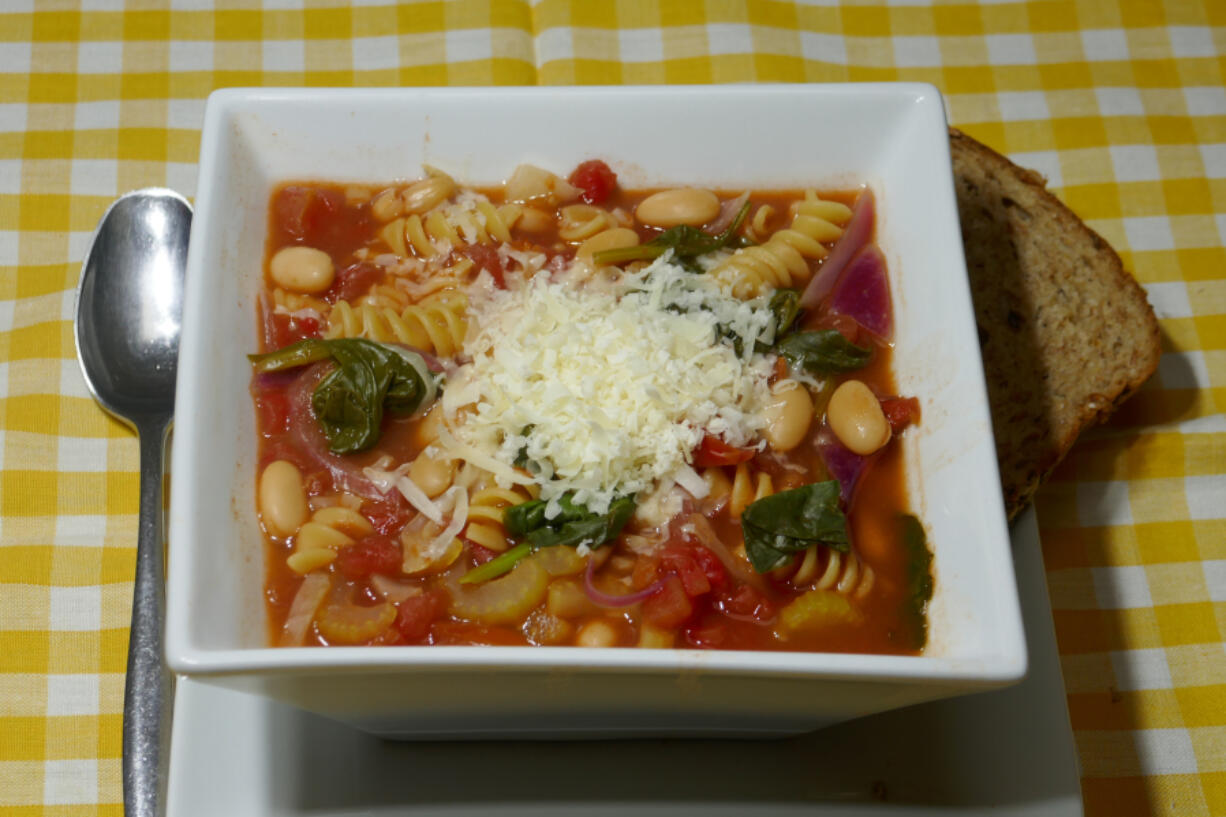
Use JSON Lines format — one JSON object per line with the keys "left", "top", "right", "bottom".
{"left": 949, "top": 128, "right": 1161, "bottom": 519}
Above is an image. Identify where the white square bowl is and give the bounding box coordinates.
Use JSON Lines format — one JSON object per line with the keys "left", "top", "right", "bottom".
{"left": 166, "top": 85, "right": 1026, "bottom": 738}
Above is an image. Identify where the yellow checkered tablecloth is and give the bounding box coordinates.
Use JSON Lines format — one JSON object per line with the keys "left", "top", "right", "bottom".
{"left": 1, "top": 1, "right": 1223, "bottom": 814}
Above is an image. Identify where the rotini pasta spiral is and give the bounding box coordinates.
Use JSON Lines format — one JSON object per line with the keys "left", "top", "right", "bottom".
{"left": 464, "top": 485, "right": 535, "bottom": 552}
{"left": 370, "top": 167, "right": 459, "bottom": 224}
{"left": 402, "top": 168, "right": 457, "bottom": 215}
{"left": 712, "top": 192, "right": 853, "bottom": 298}
{"left": 697, "top": 463, "right": 774, "bottom": 518}
{"left": 744, "top": 204, "right": 776, "bottom": 243}
{"left": 353, "top": 282, "right": 412, "bottom": 311}
{"left": 793, "top": 545, "right": 875, "bottom": 600}
{"left": 729, "top": 462, "right": 775, "bottom": 518}
{"left": 325, "top": 290, "right": 467, "bottom": 356}
{"left": 382, "top": 200, "right": 521, "bottom": 259}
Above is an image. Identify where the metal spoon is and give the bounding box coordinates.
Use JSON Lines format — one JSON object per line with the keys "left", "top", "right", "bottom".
{"left": 74, "top": 188, "right": 192, "bottom": 817}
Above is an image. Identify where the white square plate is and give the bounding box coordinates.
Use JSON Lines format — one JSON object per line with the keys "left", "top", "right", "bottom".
{"left": 166, "top": 512, "right": 1077, "bottom": 814}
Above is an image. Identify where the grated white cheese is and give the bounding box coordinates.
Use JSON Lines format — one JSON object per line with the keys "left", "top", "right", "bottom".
{"left": 363, "top": 461, "right": 446, "bottom": 524}
{"left": 273, "top": 306, "right": 323, "bottom": 321}
{"left": 424, "top": 486, "right": 467, "bottom": 560}
{"left": 442, "top": 254, "right": 775, "bottom": 514}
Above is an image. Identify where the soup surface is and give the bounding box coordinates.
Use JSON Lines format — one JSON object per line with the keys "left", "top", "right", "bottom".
{"left": 251, "top": 161, "right": 933, "bottom": 652}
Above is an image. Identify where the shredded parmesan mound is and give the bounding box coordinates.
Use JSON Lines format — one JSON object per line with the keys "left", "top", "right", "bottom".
{"left": 440, "top": 254, "right": 775, "bottom": 515}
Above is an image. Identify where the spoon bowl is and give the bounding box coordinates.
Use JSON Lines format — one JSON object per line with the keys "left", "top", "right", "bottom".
{"left": 76, "top": 190, "right": 191, "bottom": 423}
{"left": 74, "top": 188, "right": 192, "bottom": 817}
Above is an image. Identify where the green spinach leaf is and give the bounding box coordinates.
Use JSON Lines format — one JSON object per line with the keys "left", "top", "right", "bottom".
{"left": 767, "top": 289, "right": 801, "bottom": 340}
{"left": 592, "top": 200, "right": 751, "bottom": 266}
{"left": 741, "top": 481, "right": 849, "bottom": 573}
{"left": 459, "top": 543, "right": 531, "bottom": 585}
{"left": 505, "top": 493, "right": 637, "bottom": 550}
{"left": 776, "top": 330, "right": 872, "bottom": 376}
{"left": 511, "top": 425, "right": 536, "bottom": 469}
{"left": 249, "top": 338, "right": 434, "bottom": 454}
{"left": 249, "top": 338, "right": 334, "bottom": 372}
{"left": 898, "top": 514, "right": 934, "bottom": 649}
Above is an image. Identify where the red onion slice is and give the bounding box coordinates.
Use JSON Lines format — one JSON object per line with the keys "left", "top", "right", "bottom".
{"left": 706, "top": 191, "right": 750, "bottom": 235}
{"left": 828, "top": 244, "right": 892, "bottom": 340}
{"left": 815, "top": 424, "right": 875, "bottom": 505}
{"left": 583, "top": 558, "right": 665, "bottom": 608}
{"left": 800, "top": 189, "right": 874, "bottom": 308}
{"left": 285, "top": 364, "right": 385, "bottom": 500}
{"left": 391, "top": 343, "right": 444, "bottom": 373}
{"left": 253, "top": 368, "right": 300, "bottom": 391}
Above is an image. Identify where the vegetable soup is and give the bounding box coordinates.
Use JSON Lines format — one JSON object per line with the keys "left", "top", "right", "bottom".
{"left": 251, "top": 161, "right": 933, "bottom": 652}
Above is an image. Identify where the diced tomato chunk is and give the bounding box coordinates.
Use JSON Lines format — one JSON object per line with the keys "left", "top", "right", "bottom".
{"left": 660, "top": 547, "right": 711, "bottom": 598}
{"left": 263, "top": 311, "right": 322, "bottom": 349}
{"left": 459, "top": 244, "right": 506, "bottom": 289}
{"left": 362, "top": 496, "right": 412, "bottom": 537}
{"left": 772, "top": 357, "right": 789, "bottom": 382}
{"left": 303, "top": 469, "right": 335, "bottom": 498}
{"left": 468, "top": 544, "right": 499, "bottom": 566}
{"left": 720, "top": 584, "right": 777, "bottom": 623}
{"left": 273, "top": 186, "right": 342, "bottom": 242}
{"left": 327, "top": 261, "right": 383, "bottom": 304}
{"left": 630, "top": 554, "right": 660, "bottom": 590}
{"left": 687, "top": 545, "right": 728, "bottom": 592}
{"left": 683, "top": 623, "right": 727, "bottom": 649}
{"left": 266, "top": 313, "right": 296, "bottom": 349}
{"left": 692, "top": 434, "right": 756, "bottom": 467}
{"left": 272, "top": 185, "right": 370, "bottom": 257}
{"left": 394, "top": 589, "right": 448, "bottom": 643}
{"left": 643, "top": 575, "right": 694, "bottom": 629}
{"left": 568, "top": 160, "right": 618, "bottom": 205}
{"left": 336, "top": 534, "right": 402, "bottom": 580}
{"left": 880, "top": 396, "right": 921, "bottom": 434}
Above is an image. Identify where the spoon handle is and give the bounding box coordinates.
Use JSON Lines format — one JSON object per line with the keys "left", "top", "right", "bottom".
{"left": 123, "top": 421, "right": 175, "bottom": 817}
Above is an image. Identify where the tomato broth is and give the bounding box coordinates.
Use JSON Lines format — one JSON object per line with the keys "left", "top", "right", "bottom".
{"left": 252, "top": 163, "right": 933, "bottom": 654}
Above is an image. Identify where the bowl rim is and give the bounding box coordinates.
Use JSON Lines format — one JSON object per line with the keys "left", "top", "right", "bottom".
{"left": 166, "top": 83, "right": 1026, "bottom": 688}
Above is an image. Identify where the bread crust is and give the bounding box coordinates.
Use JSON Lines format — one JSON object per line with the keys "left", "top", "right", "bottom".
{"left": 949, "top": 128, "right": 1161, "bottom": 518}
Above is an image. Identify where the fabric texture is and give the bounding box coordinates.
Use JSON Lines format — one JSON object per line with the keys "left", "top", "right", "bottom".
{"left": 1, "top": 1, "right": 1223, "bottom": 814}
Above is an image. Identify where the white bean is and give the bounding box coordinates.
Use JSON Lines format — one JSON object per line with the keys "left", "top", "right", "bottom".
{"left": 413, "top": 404, "right": 446, "bottom": 448}
{"left": 636, "top": 189, "right": 720, "bottom": 228}
{"left": 638, "top": 623, "right": 675, "bottom": 648}
{"left": 575, "top": 618, "right": 619, "bottom": 647}
{"left": 258, "top": 460, "right": 308, "bottom": 538}
{"left": 761, "top": 379, "right": 814, "bottom": 452}
{"left": 827, "top": 380, "right": 891, "bottom": 456}
{"left": 409, "top": 449, "right": 456, "bottom": 498}
{"left": 269, "top": 246, "right": 334, "bottom": 294}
